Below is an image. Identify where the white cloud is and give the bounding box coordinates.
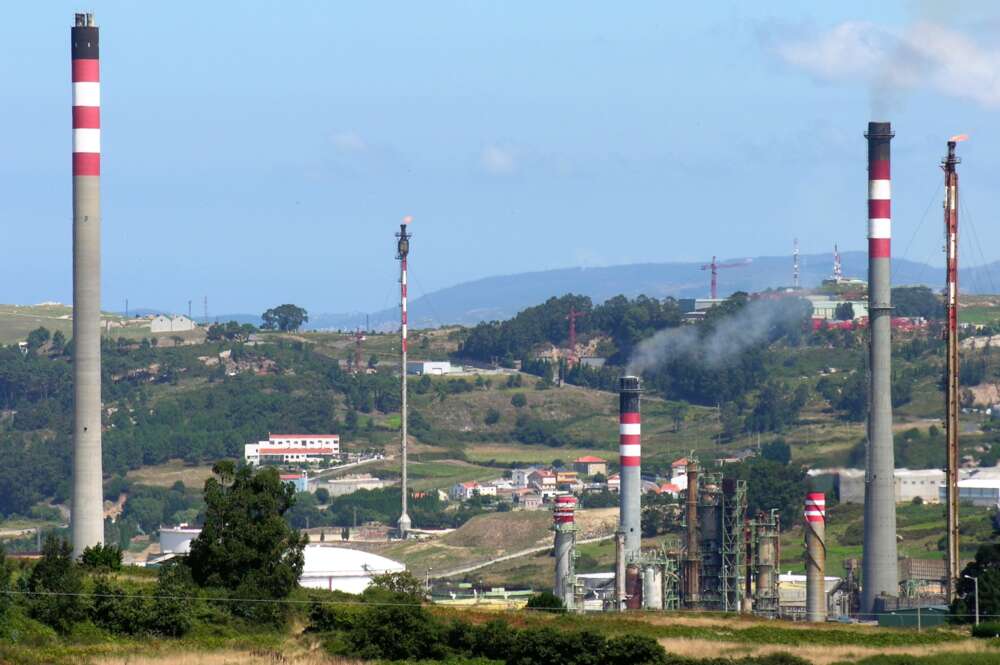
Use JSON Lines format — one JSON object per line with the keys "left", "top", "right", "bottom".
{"left": 480, "top": 144, "right": 517, "bottom": 175}
{"left": 772, "top": 20, "right": 1000, "bottom": 108}
{"left": 330, "top": 131, "right": 368, "bottom": 152}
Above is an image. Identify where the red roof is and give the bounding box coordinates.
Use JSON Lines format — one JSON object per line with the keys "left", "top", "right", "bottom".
{"left": 659, "top": 483, "right": 681, "bottom": 494}
{"left": 608, "top": 473, "right": 620, "bottom": 481}
{"left": 259, "top": 448, "right": 335, "bottom": 455}
{"left": 280, "top": 473, "right": 304, "bottom": 480}
{"left": 269, "top": 434, "right": 339, "bottom": 439}
{"left": 671, "top": 458, "right": 688, "bottom": 467}
{"left": 575, "top": 456, "right": 607, "bottom": 463}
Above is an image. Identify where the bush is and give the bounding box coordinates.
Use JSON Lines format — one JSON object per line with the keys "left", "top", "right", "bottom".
{"left": 79, "top": 543, "right": 123, "bottom": 571}
{"left": 510, "top": 393, "right": 527, "bottom": 408}
{"left": 27, "top": 536, "right": 85, "bottom": 633}
{"left": 524, "top": 590, "right": 564, "bottom": 613}
{"left": 484, "top": 408, "right": 501, "bottom": 425}
{"left": 971, "top": 621, "right": 1000, "bottom": 638}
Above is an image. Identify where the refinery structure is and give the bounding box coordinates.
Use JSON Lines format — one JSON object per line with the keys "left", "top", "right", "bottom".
{"left": 54, "top": 12, "right": 976, "bottom": 627}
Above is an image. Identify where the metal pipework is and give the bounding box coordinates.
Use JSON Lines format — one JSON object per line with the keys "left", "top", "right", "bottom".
{"left": 805, "top": 492, "right": 828, "bottom": 622}
{"left": 862, "top": 121, "right": 899, "bottom": 613}
{"left": 552, "top": 495, "right": 577, "bottom": 609}
{"left": 618, "top": 376, "right": 642, "bottom": 559}
{"left": 71, "top": 12, "right": 104, "bottom": 557}
{"left": 683, "top": 460, "right": 701, "bottom": 606}
{"left": 943, "top": 139, "right": 962, "bottom": 603}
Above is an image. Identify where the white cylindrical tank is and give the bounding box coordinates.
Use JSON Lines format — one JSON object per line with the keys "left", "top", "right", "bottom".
{"left": 642, "top": 566, "right": 663, "bottom": 609}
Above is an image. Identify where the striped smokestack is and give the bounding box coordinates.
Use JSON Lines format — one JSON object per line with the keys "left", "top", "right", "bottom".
{"left": 71, "top": 12, "right": 104, "bottom": 557}
{"left": 805, "top": 492, "right": 827, "bottom": 622}
{"left": 553, "top": 495, "right": 577, "bottom": 609}
{"left": 862, "top": 121, "right": 898, "bottom": 613}
{"left": 619, "top": 376, "right": 641, "bottom": 560}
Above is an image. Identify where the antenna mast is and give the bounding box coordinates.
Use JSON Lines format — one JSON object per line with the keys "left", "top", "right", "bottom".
{"left": 396, "top": 217, "right": 413, "bottom": 537}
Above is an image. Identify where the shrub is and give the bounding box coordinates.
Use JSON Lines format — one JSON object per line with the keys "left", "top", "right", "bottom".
{"left": 484, "top": 408, "right": 501, "bottom": 425}
{"left": 27, "top": 536, "right": 85, "bottom": 633}
{"left": 511, "top": 393, "right": 527, "bottom": 408}
{"left": 972, "top": 621, "right": 1000, "bottom": 638}
{"left": 79, "top": 543, "right": 123, "bottom": 571}
{"left": 524, "top": 590, "right": 564, "bottom": 613}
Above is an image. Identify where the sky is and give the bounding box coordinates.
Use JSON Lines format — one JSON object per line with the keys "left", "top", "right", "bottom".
{"left": 4, "top": 1, "right": 1000, "bottom": 315}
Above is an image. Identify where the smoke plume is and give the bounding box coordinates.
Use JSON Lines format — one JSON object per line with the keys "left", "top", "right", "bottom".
{"left": 770, "top": 20, "right": 1000, "bottom": 110}
{"left": 626, "top": 299, "right": 805, "bottom": 376}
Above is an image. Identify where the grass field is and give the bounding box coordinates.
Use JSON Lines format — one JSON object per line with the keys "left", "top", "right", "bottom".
{"left": 125, "top": 460, "right": 216, "bottom": 489}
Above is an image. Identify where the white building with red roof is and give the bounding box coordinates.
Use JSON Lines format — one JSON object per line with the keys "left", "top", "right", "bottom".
{"left": 245, "top": 433, "right": 340, "bottom": 466}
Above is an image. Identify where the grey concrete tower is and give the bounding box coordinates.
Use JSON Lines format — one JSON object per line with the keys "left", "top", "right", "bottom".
{"left": 861, "top": 121, "right": 898, "bottom": 612}
{"left": 618, "top": 376, "right": 642, "bottom": 560}
{"left": 71, "top": 12, "right": 104, "bottom": 557}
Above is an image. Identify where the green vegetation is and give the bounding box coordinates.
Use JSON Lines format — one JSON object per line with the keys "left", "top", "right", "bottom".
{"left": 260, "top": 303, "right": 308, "bottom": 332}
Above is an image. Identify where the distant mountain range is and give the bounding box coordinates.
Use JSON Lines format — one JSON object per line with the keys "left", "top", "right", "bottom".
{"left": 301, "top": 251, "right": 1000, "bottom": 330}
{"left": 140, "top": 251, "right": 1000, "bottom": 331}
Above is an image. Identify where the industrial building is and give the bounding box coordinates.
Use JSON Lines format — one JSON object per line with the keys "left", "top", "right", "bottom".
{"left": 939, "top": 478, "right": 1000, "bottom": 507}
{"left": 244, "top": 433, "right": 341, "bottom": 466}
{"left": 158, "top": 524, "right": 201, "bottom": 555}
{"left": 574, "top": 456, "right": 608, "bottom": 477}
{"left": 406, "top": 360, "right": 453, "bottom": 375}
{"left": 150, "top": 314, "right": 197, "bottom": 333}
{"left": 299, "top": 545, "right": 406, "bottom": 594}
{"left": 826, "top": 468, "right": 945, "bottom": 505}
{"left": 319, "top": 473, "right": 388, "bottom": 497}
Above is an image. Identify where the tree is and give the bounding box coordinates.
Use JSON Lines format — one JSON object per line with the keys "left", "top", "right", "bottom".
{"left": 733, "top": 459, "right": 807, "bottom": 522}
{"left": 51, "top": 330, "right": 66, "bottom": 354}
{"left": 261, "top": 304, "right": 309, "bottom": 332}
{"left": 667, "top": 401, "right": 689, "bottom": 432}
{"left": 893, "top": 285, "right": 943, "bottom": 319}
{"left": 26, "top": 326, "right": 50, "bottom": 351}
{"left": 187, "top": 462, "right": 307, "bottom": 623}
{"left": 951, "top": 543, "right": 1000, "bottom": 623}
{"left": 834, "top": 302, "right": 855, "bottom": 321}
{"left": 761, "top": 439, "right": 792, "bottom": 465}
{"left": 511, "top": 393, "right": 527, "bottom": 408}
{"left": 0, "top": 543, "right": 11, "bottom": 619}
{"left": 366, "top": 570, "right": 424, "bottom": 602}
{"left": 79, "top": 542, "right": 123, "bottom": 571}
{"left": 368, "top": 354, "right": 379, "bottom": 369}
{"left": 484, "top": 408, "right": 501, "bottom": 425}
{"left": 315, "top": 487, "right": 330, "bottom": 504}
{"left": 27, "top": 535, "right": 85, "bottom": 633}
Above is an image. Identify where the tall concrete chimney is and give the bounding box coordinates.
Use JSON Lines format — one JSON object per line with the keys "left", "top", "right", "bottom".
{"left": 618, "top": 376, "right": 641, "bottom": 560}
{"left": 683, "top": 460, "right": 701, "bottom": 607}
{"left": 862, "top": 121, "right": 898, "bottom": 612}
{"left": 805, "top": 492, "right": 827, "bottom": 622}
{"left": 71, "top": 12, "right": 104, "bottom": 557}
{"left": 553, "top": 495, "right": 577, "bottom": 609}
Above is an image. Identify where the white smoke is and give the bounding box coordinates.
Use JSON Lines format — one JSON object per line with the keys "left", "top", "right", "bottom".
{"left": 626, "top": 299, "right": 805, "bottom": 376}
{"left": 771, "top": 20, "right": 1000, "bottom": 110}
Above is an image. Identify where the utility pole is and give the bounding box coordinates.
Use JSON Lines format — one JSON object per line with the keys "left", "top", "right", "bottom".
{"left": 943, "top": 135, "right": 966, "bottom": 603}
{"left": 396, "top": 217, "right": 413, "bottom": 538}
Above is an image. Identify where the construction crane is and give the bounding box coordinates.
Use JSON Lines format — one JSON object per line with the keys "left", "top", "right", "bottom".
{"left": 700, "top": 257, "right": 751, "bottom": 299}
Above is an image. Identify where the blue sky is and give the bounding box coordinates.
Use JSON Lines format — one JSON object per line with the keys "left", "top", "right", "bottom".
{"left": 3, "top": 2, "right": 1000, "bottom": 314}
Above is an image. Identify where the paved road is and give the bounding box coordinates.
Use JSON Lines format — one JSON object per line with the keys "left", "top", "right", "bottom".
{"left": 427, "top": 532, "right": 616, "bottom": 580}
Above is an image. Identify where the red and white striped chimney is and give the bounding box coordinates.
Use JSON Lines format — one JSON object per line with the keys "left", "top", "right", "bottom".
{"left": 619, "top": 376, "right": 641, "bottom": 560}
{"left": 805, "top": 492, "right": 827, "bottom": 622}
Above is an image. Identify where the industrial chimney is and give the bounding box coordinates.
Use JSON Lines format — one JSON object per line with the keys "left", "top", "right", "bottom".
{"left": 552, "top": 495, "right": 577, "bottom": 609}
{"left": 618, "top": 376, "right": 642, "bottom": 560}
{"left": 805, "top": 492, "right": 827, "bottom": 622}
{"left": 862, "top": 121, "right": 898, "bottom": 613}
{"left": 71, "top": 12, "right": 104, "bottom": 557}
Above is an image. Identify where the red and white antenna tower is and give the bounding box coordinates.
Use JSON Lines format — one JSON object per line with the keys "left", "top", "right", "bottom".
{"left": 942, "top": 134, "right": 967, "bottom": 603}
{"left": 832, "top": 244, "right": 843, "bottom": 281}
{"left": 396, "top": 216, "right": 413, "bottom": 537}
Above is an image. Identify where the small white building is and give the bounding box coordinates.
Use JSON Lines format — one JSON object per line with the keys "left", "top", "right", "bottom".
{"left": 449, "top": 481, "right": 497, "bottom": 501}
{"left": 299, "top": 545, "right": 406, "bottom": 594}
{"left": 245, "top": 433, "right": 341, "bottom": 466}
{"left": 834, "top": 468, "right": 944, "bottom": 505}
{"left": 150, "top": 314, "right": 197, "bottom": 333}
{"left": 159, "top": 524, "right": 202, "bottom": 555}
{"left": 406, "top": 360, "right": 453, "bottom": 375}
{"left": 322, "top": 474, "right": 388, "bottom": 497}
